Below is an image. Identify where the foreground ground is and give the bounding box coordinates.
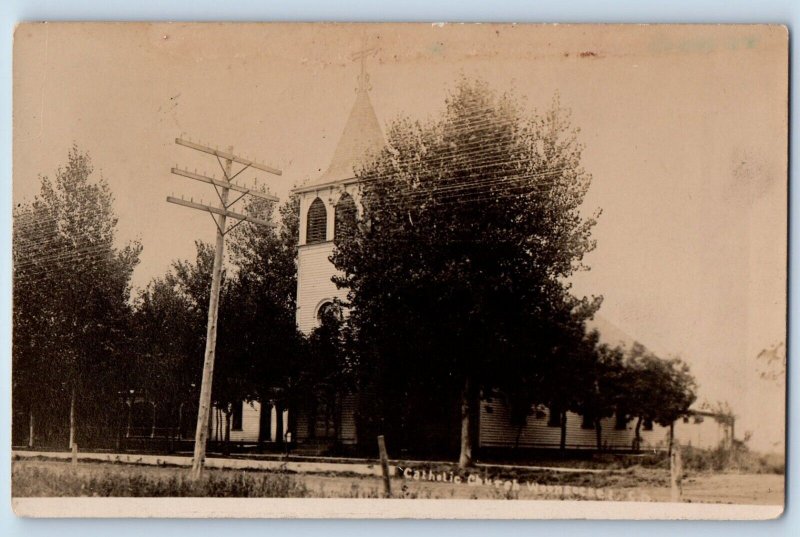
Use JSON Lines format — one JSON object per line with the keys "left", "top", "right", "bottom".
{"left": 11, "top": 458, "right": 784, "bottom": 504}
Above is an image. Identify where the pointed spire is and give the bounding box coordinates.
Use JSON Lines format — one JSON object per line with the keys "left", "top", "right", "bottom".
{"left": 304, "top": 45, "right": 383, "bottom": 188}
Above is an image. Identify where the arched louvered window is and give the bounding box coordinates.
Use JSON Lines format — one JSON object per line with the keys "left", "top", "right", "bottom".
{"left": 334, "top": 192, "right": 357, "bottom": 241}
{"left": 306, "top": 198, "right": 327, "bottom": 244}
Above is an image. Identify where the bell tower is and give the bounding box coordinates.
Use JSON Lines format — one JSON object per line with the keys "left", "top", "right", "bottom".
{"left": 293, "top": 47, "right": 384, "bottom": 334}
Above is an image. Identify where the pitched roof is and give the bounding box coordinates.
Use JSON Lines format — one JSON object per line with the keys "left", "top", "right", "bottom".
{"left": 586, "top": 315, "right": 640, "bottom": 350}
{"left": 303, "top": 83, "right": 385, "bottom": 189}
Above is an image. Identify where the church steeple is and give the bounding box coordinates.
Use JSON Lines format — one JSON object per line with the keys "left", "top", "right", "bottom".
{"left": 303, "top": 47, "right": 384, "bottom": 188}
{"left": 294, "top": 45, "right": 384, "bottom": 335}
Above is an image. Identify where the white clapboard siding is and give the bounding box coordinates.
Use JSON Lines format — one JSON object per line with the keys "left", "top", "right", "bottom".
{"left": 600, "top": 418, "right": 670, "bottom": 450}
{"left": 478, "top": 401, "right": 578, "bottom": 449}
{"left": 339, "top": 393, "right": 358, "bottom": 444}
{"left": 640, "top": 424, "right": 671, "bottom": 450}
{"left": 210, "top": 401, "right": 261, "bottom": 443}
{"left": 478, "top": 400, "right": 673, "bottom": 451}
{"left": 296, "top": 242, "right": 348, "bottom": 334}
{"left": 673, "top": 414, "right": 727, "bottom": 449}
{"left": 293, "top": 394, "right": 358, "bottom": 445}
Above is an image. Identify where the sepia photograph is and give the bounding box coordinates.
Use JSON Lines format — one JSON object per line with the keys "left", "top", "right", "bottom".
{"left": 10, "top": 23, "right": 787, "bottom": 519}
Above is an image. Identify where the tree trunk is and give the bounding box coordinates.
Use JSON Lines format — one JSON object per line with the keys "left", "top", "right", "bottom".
{"left": 68, "top": 385, "right": 76, "bottom": 449}
{"left": 633, "top": 417, "right": 643, "bottom": 451}
{"left": 115, "top": 399, "right": 123, "bottom": 451}
{"left": 213, "top": 408, "right": 218, "bottom": 441}
{"left": 28, "top": 408, "right": 35, "bottom": 449}
{"left": 178, "top": 402, "right": 184, "bottom": 441}
{"left": 224, "top": 410, "right": 231, "bottom": 442}
{"left": 223, "top": 408, "right": 231, "bottom": 456}
{"left": 668, "top": 421, "right": 675, "bottom": 455}
{"left": 287, "top": 406, "right": 297, "bottom": 444}
{"left": 594, "top": 418, "right": 602, "bottom": 451}
{"left": 309, "top": 393, "right": 318, "bottom": 440}
{"left": 258, "top": 402, "right": 271, "bottom": 445}
{"left": 151, "top": 403, "right": 157, "bottom": 438}
{"left": 275, "top": 402, "right": 284, "bottom": 446}
{"left": 458, "top": 377, "right": 474, "bottom": 469}
{"left": 559, "top": 411, "right": 567, "bottom": 450}
{"left": 332, "top": 391, "right": 340, "bottom": 447}
{"left": 125, "top": 399, "right": 132, "bottom": 438}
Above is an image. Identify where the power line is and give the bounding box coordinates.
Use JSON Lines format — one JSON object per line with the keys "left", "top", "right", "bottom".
{"left": 347, "top": 169, "right": 579, "bottom": 213}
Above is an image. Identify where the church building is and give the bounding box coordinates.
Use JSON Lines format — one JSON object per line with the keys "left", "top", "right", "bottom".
{"left": 208, "top": 58, "right": 727, "bottom": 457}
{"left": 288, "top": 56, "right": 383, "bottom": 450}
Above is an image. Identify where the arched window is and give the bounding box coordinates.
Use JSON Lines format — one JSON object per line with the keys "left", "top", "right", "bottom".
{"left": 317, "top": 301, "right": 333, "bottom": 322}
{"left": 334, "top": 192, "right": 357, "bottom": 241}
{"left": 306, "top": 198, "right": 327, "bottom": 244}
{"left": 316, "top": 301, "right": 341, "bottom": 325}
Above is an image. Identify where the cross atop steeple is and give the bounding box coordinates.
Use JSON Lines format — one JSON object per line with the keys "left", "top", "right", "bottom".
{"left": 350, "top": 46, "right": 379, "bottom": 93}
{"left": 296, "top": 41, "right": 384, "bottom": 190}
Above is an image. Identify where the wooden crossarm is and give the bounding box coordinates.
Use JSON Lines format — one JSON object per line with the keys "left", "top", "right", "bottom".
{"left": 170, "top": 168, "right": 279, "bottom": 202}
{"left": 175, "top": 138, "right": 282, "bottom": 176}
{"left": 166, "top": 196, "right": 274, "bottom": 227}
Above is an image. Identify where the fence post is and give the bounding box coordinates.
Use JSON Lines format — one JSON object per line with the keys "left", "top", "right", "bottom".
{"left": 670, "top": 441, "right": 682, "bottom": 502}
{"left": 377, "top": 435, "right": 392, "bottom": 498}
{"left": 71, "top": 442, "right": 78, "bottom": 467}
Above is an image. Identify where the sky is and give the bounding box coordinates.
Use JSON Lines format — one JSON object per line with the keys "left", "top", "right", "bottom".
{"left": 12, "top": 23, "right": 787, "bottom": 452}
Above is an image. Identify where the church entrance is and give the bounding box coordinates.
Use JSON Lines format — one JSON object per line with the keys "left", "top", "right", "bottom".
{"left": 310, "top": 386, "right": 338, "bottom": 441}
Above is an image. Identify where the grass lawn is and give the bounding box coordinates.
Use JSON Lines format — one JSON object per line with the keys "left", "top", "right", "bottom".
{"left": 11, "top": 458, "right": 784, "bottom": 504}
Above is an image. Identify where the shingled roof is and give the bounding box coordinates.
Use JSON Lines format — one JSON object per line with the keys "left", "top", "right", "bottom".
{"left": 302, "top": 77, "right": 384, "bottom": 189}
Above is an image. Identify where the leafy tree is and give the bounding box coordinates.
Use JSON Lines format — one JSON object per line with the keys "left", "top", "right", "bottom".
{"left": 563, "top": 330, "right": 620, "bottom": 451}
{"left": 299, "top": 302, "right": 353, "bottom": 443}
{"left": 128, "top": 193, "right": 303, "bottom": 450}
{"left": 13, "top": 146, "right": 141, "bottom": 448}
{"left": 497, "top": 308, "right": 603, "bottom": 452}
{"left": 129, "top": 243, "right": 212, "bottom": 439}
{"left": 218, "top": 194, "right": 305, "bottom": 444}
{"left": 331, "top": 79, "right": 600, "bottom": 467}
{"left": 621, "top": 343, "right": 697, "bottom": 450}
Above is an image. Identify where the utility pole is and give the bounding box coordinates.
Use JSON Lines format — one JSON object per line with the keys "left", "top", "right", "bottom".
{"left": 167, "top": 138, "right": 281, "bottom": 479}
